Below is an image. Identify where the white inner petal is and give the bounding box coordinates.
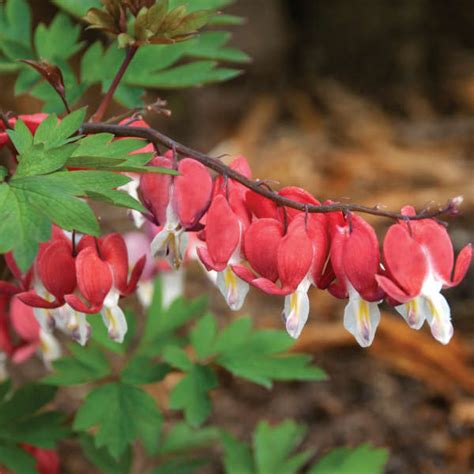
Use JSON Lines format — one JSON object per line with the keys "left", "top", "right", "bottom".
{"left": 344, "top": 286, "right": 380, "bottom": 348}
{"left": 216, "top": 266, "right": 249, "bottom": 311}
{"left": 282, "top": 278, "right": 311, "bottom": 339}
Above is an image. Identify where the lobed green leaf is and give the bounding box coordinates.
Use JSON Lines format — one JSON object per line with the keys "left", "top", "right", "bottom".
{"left": 74, "top": 383, "right": 163, "bottom": 459}
{"left": 308, "top": 445, "right": 389, "bottom": 474}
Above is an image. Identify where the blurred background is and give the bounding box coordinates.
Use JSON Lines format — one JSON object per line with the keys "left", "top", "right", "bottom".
{"left": 2, "top": 1, "right": 474, "bottom": 473}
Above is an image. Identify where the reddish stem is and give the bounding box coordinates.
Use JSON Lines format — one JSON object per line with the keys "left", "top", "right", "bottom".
{"left": 91, "top": 46, "right": 138, "bottom": 123}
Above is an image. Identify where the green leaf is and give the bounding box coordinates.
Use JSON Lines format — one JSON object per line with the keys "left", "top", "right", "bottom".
{"left": 159, "top": 423, "right": 219, "bottom": 455}
{"left": 2, "top": 411, "right": 69, "bottom": 448}
{"left": 308, "top": 445, "right": 389, "bottom": 474}
{"left": 7, "top": 119, "right": 33, "bottom": 154}
{"left": 139, "top": 289, "right": 208, "bottom": 357}
{"left": 222, "top": 432, "right": 254, "bottom": 474}
{"left": 152, "top": 295, "right": 208, "bottom": 339}
{"left": 212, "top": 316, "right": 253, "bottom": 353}
{"left": 14, "top": 144, "right": 75, "bottom": 178}
{"left": 74, "top": 383, "right": 163, "bottom": 459}
{"left": 128, "top": 60, "right": 241, "bottom": 88}
{"left": 80, "top": 434, "right": 132, "bottom": 474}
{"left": 43, "top": 344, "right": 111, "bottom": 386}
{"left": 10, "top": 178, "right": 100, "bottom": 235}
{"left": 34, "top": 13, "right": 84, "bottom": 61}
{"left": 212, "top": 317, "right": 327, "bottom": 388}
{"left": 87, "top": 189, "right": 146, "bottom": 212}
{"left": 253, "top": 420, "right": 311, "bottom": 474}
{"left": 186, "top": 32, "right": 250, "bottom": 63}
{"left": 9, "top": 109, "right": 84, "bottom": 178}
{"left": 168, "top": 365, "right": 217, "bottom": 426}
{"left": 72, "top": 134, "right": 151, "bottom": 159}
{"left": 80, "top": 41, "right": 108, "bottom": 84}
{"left": 33, "top": 109, "right": 86, "bottom": 147}
{"left": 68, "top": 133, "right": 173, "bottom": 174}
{"left": 14, "top": 67, "right": 41, "bottom": 94}
{"left": 169, "top": 0, "right": 233, "bottom": 12}
{"left": 0, "top": 0, "right": 33, "bottom": 61}
{"left": 162, "top": 346, "right": 193, "bottom": 371}
{"left": 44, "top": 170, "right": 130, "bottom": 193}
{"left": 151, "top": 458, "right": 209, "bottom": 474}
{"left": 190, "top": 313, "right": 217, "bottom": 360}
{"left": 0, "top": 183, "right": 52, "bottom": 271}
{"left": 126, "top": 42, "right": 188, "bottom": 76}
{"left": 0, "top": 54, "right": 21, "bottom": 72}
{"left": 52, "top": 0, "right": 101, "bottom": 18}
{"left": 0, "top": 383, "right": 56, "bottom": 425}
{"left": 51, "top": 107, "right": 87, "bottom": 144}
{"left": 121, "top": 356, "right": 171, "bottom": 385}
{"left": 218, "top": 353, "right": 327, "bottom": 388}
{"left": 0, "top": 386, "right": 67, "bottom": 450}
{"left": 0, "top": 380, "right": 11, "bottom": 402}
{"left": 0, "top": 443, "right": 37, "bottom": 474}
{"left": 31, "top": 113, "right": 59, "bottom": 144}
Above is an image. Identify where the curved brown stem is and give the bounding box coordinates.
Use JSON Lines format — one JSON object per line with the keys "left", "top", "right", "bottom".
{"left": 81, "top": 122, "right": 463, "bottom": 221}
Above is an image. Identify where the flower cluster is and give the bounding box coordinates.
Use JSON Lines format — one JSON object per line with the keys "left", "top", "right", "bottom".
{"left": 0, "top": 228, "right": 144, "bottom": 356}
{"left": 136, "top": 154, "right": 472, "bottom": 347}
{"left": 0, "top": 115, "right": 471, "bottom": 363}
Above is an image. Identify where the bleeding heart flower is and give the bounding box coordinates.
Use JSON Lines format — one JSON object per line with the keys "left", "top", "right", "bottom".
{"left": 139, "top": 154, "right": 212, "bottom": 269}
{"left": 22, "top": 445, "right": 60, "bottom": 474}
{"left": 328, "top": 212, "right": 384, "bottom": 347}
{"left": 376, "top": 206, "right": 472, "bottom": 344}
{"left": 65, "top": 233, "right": 145, "bottom": 343}
{"left": 245, "top": 186, "right": 320, "bottom": 222}
{"left": 235, "top": 185, "right": 329, "bottom": 338}
{"left": 197, "top": 193, "right": 250, "bottom": 310}
{"left": 0, "top": 295, "right": 61, "bottom": 368}
{"left": 15, "top": 228, "right": 77, "bottom": 333}
{"left": 18, "top": 236, "right": 76, "bottom": 310}
{"left": 233, "top": 214, "right": 321, "bottom": 338}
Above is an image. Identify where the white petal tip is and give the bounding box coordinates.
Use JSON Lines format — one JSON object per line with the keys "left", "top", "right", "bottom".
{"left": 109, "top": 331, "right": 125, "bottom": 344}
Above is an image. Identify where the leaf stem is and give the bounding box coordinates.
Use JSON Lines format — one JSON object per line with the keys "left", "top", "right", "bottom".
{"left": 91, "top": 46, "right": 139, "bottom": 123}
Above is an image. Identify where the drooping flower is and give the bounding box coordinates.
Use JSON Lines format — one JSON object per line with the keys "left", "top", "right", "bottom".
{"left": 376, "top": 206, "right": 472, "bottom": 344}
{"left": 138, "top": 154, "right": 213, "bottom": 269}
{"left": 234, "top": 185, "right": 330, "bottom": 337}
{"left": 22, "top": 445, "right": 60, "bottom": 474}
{"left": 18, "top": 232, "right": 77, "bottom": 310}
{"left": 0, "top": 295, "right": 61, "bottom": 368}
{"left": 14, "top": 229, "right": 79, "bottom": 337}
{"left": 198, "top": 193, "right": 250, "bottom": 310}
{"left": 65, "top": 233, "right": 145, "bottom": 342}
{"left": 328, "top": 212, "right": 384, "bottom": 347}
{"left": 232, "top": 211, "right": 325, "bottom": 337}
{"left": 197, "top": 157, "right": 253, "bottom": 310}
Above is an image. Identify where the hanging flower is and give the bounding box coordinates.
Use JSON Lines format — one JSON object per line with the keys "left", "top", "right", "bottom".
{"left": 328, "top": 212, "right": 384, "bottom": 347}
{"left": 377, "top": 206, "right": 472, "bottom": 344}
{"left": 0, "top": 295, "right": 61, "bottom": 368}
{"left": 138, "top": 154, "right": 213, "bottom": 269}
{"left": 65, "top": 234, "right": 145, "bottom": 343}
